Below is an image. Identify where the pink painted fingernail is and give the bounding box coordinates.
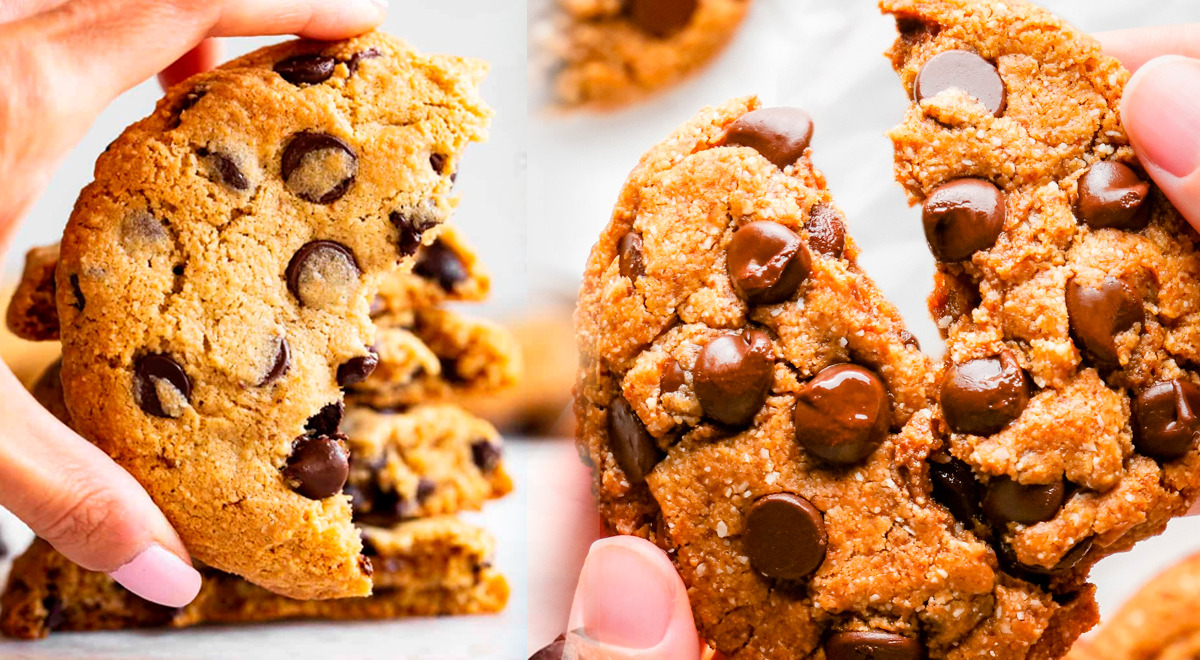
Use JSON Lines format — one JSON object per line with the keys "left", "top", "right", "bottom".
{"left": 108, "top": 544, "right": 202, "bottom": 608}
{"left": 578, "top": 538, "right": 675, "bottom": 649}
{"left": 1124, "top": 56, "right": 1200, "bottom": 178}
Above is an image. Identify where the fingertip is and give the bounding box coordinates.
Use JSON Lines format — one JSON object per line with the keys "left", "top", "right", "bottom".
{"left": 108, "top": 543, "right": 203, "bottom": 608}
{"left": 158, "top": 39, "right": 222, "bottom": 92}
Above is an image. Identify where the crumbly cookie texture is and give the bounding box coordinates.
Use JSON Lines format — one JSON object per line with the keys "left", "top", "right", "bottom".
{"left": 342, "top": 404, "right": 513, "bottom": 525}
{"left": 5, "top": 243, "right": 60, "bottom": 341}
{"left": 539, "top": 0, "right": 753, "bottom": 109}
{"left": 55, "top": 32, "right": 491, "bottom": 600}
{"left": 0, "top": 518, "right": 507, "bottom": 640}
{"left": 1065, "top": 553, "right": 1200, "bottom": 660}
{"left": 575, "top": 96, "right": 1099, "bottom": 659}
{"left": 372, "top": 225, "right": 492, "bottom": 316}
{"left": 884, "top": 0, "right": 1200, "bottom": 598}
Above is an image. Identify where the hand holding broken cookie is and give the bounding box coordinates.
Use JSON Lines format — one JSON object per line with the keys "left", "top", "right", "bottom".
{"left": 0, "top": 0, "right": 385, "bottom": 608}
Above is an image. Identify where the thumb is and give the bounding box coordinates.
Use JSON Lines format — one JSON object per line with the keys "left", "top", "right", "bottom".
{"left": 562, "top": 536, "right": 703, "bottom": 660}
{"left": 1121, "top": 55, "right": 1200, "bottom": 229}
{"left": 0, "top": 367, "right": 201, "bottom": 607}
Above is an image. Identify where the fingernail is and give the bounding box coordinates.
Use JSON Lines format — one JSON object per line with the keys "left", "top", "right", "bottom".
{"left": 1124, "top": 56, "right": 1200, "bottom": 178}
{"left": 578, "top": 538, "right": 675, "bottom": 649}
{"left": 108, "top": 544, "right": 202, "bottom": 608}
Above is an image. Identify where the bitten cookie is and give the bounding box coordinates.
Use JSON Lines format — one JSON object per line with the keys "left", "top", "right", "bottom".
{"left": 341, "top": 404, "right": 513, "bottom": 525}
{"left": 575, "top": 97, "right": 1098, "bottom": 658}
{"left": 884, "top": 0, "right": 1200, "bottom": 600}
{"left": 538, "top": 0, "right": 753, "bottom": 109}
{"left": 0, "top": 518, "right": 507, "bottom": 640}
{"left": 55, "top": 32, "right": 491, "bottom": 599}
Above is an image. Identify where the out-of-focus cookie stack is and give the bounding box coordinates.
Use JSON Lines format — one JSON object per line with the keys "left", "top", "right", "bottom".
{"left": 0, "top": 228, "right": 521, "bottom": 638}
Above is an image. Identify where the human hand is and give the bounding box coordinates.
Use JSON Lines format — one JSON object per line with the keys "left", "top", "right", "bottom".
{"left": 0, "top": 0, "right": 385, "bottom": 608}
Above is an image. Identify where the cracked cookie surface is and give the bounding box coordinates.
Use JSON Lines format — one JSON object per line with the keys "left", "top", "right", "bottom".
{"left": 574, "top": 96, "right": 1098, "bottom": 658}
{"left": 55, "top": 32, "right": 491, "bottom": 600}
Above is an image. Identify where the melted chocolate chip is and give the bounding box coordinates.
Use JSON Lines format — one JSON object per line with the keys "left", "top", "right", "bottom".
{"left": 197, "top": 148, "right": 249, "bottom": 191}
{"left": 274, "top": 54, "right": 337, "bottom": 85}
{"left": 471, "top": 439, "right": 503, "bottom": 472}
{"left": 1005, "top": 537, "right": 1094, "bottom": 578}
{"left": 305, "top": 401, "right": 344, "bottom": 437}
{"left": 338, "top": 350, "right": 379, "bottom": 387}
{"left": 1133, "top": 380, "right": 1200, "bottom": 461}
{"left": 727, "top": 221, "right": 812, "bottom": 304}
{"left": 430, "top": 153, "right": 449, "bottom": 175}
{"left": 626, "top": 0, "right": 698, "bottom": 38}
{"left": 42, "top": 596, "right": 65, "bottom": 631}
{"left": 286, "top": 240, "right": 362, "bottom": 309}
{"left": 391, "top": 208, "right": 440, "bottom": 257}
{"left": 793, "top": 364, "right": 891, "bottom": 465}
{"left": 281, "top": 132, "right": 358, "bottom": 204}
{"left": 720, "top": 107, "right": 815, "bottom": 170}
{"left": 1077, "top": 162, "right": 1151, "bottom": 231}
{"left": 133, "top": 354, "right": 192, "bottom": 418}
{"left": 745, "top": 492, "right": 827, "bottom": 580}
{"left": 414, "top": 239, "right": 469, "bottom": 292}
{"left": 618, "top": 232, "right": 646, "bottom": 281}
{"left": 283, "top": 434, "right": 350, "bottom": 500}
{"left": 348, "top": 48, "right": 381, "bottom": 74}
{"left": 169, "top": 87, "right": 207, "bottom": 129}
{"left": 825, "top": 631, "right": 925, "bottom": 660}
{"left": 982, "top": 476, "right": 1065, "bottom": 525}
{"left": 660, "top": 357, "right": 688, "bottom": 394}
{"left": 1066, "top": 276, "right": 1144, "bottom": 368}
{"left": 259, "top": 337, "right": 291, "bottom": 386}
{"left": 805, "top": 204, "right": 847, "bottom": 258}
{"left": 607, "top": 397, "right": 663, "bottom": 484}
{"left": 922, "top": 179, "right": 1006, "bottom": 262}
{"left": 68, "top": 274, "right": 85, "bottom": 312}
{"left": 940, "top": 353, "right": 1030, "bottom": 436}
{"left": 416, "top": 477, "right": 437, "bottom": 502}
{"left": 694, "top": 330, "right": 775, "bottom": 427}
{"left": 358, "top": 554, "right": 374, "bottom": 577}
{"left": 929, "top": 454, "right": 985, "bottom": 527}
{"left": 915, "top": 49, "right": 1007, "bottom": 116}
{"left": 899, "top": 329, "right": 921, "bottom": 350}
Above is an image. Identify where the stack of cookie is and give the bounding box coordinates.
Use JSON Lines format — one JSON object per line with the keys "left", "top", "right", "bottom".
{"left": 0, "top": 31, "right": 519, "bottom": 638}
{"left": 0, "top": 225, "right": 520, "bottom": 638}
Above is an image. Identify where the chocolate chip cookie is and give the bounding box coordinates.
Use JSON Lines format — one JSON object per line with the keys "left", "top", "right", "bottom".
{"left": 537, "top": 0, "right": 753, "bottom": 109}
{"left": 342, "top": 404, "right": 513, "bottom": 525}
{"left": 55, "top": 32, "right": 491, "bottom": 600}
{"left": 5, "top": 243, "right": 61, "bottom": 341}
{"left": 575, "top": 97, "right": 1098, "bottom": 658}
{"left": 885, "top": 0, "right": 1200, "bottom": 601}
{"left": 0, "top": 517, "right": 507, "bottom": 639}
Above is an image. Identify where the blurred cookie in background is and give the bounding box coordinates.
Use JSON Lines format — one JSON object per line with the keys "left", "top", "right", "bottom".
{"left": 533, "top": 0, "right": 753, "bottom": 110}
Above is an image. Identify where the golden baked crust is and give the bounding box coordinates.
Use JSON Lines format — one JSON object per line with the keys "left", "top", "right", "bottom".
{"left": 55, "top": 32, "right": 491, "bottom": 600}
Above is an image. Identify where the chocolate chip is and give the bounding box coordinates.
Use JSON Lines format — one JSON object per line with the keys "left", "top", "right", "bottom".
{"left": 439, "top": 356, "right": 466, "bottom": 384}
{"left": 416, "top": 477, "right": 437, "bottom": 502}
{"left": 358, "top": 554, "right": 374, "bottom": 577}
{"left": 1066, "top": 276, "right": 1144, "bottom": 368}
{"left": 133, "top": 354, "right": 192, "bottom": 418}
{"left": 618, "top": 232, "right": 646, "bottom": 281}
{"left": 727, "top": 221, "right": 812, "bottom": 305}
{"left": 197, "top": 148, "right": 249, "bottom": 191}
{"left": 607, "top": 396, "right": 663, "bottom": 485}
{"left": 286, "top": 240, "right": 362, "bottom": 309}
{"left": 170, "top": 87, "right": 207, "bottom": 129}
{"left": 825, "top": 631, "right": 924, "bottom": 660}
{"left": 338, "top": 350, "right": 379, "bottom": 387}
{"left": 391, "top": 208, "right": 440, "bottom": 257}
{"left": 915, "top": 49, "right": 1006, "bottom": 117}
{"left": 348, "top": 48, "right": 381, "bottom": 74}
{"left": 42, "top": 595, "right": 65, "bottom": 631}
{"left": 626, "top": 0, "right": 698, "bottom": 38}
{"left": 929, "top": 454, "right": 985, "bottom": 527}
{"left": 283, "top": 434, "right": 350, "bottom": 500}
{"left": 660, "top": 357, "right": 688, "bottom": 394}
{"left": 306, "top": 401, "right": 344, "bottom": 437}
{"left": 897, "top": 16, "right": 937, "bottom": 42}
{"left": 805, "top": 204, "right": 847, "bottom": 258}
{"left": 1006, "top": 537, "right": 1094, "bottom": 578}
{"left": 415, "top": 239, "right": 469, "bottom": 292}
{"left": 259, "top": 336, "right": 291, "bottom": 386}
{"left": 471, "top": 439, "right": 503, "bottom": 472}
{"left": 529, "top": 633, "right": 567, "bottom": 660}
{"left": 745, "top": 492, "right": 827, "bottom": 580}
{"left": 794, "top": 364, "right": 891, "bottom": 465}
{"left": 68, "top": 273, "right": 85, "bottom": 311}
{"left": 1133, "top": 379, "right": 1200, "bottom": 461}
{"left": 940, "top": 353, "right": 1030, "bottom": 436}
{"left": 720, "top": 107, "right": 815, "bottom": 170}
{"left": 1077, "top": 162, "right": 1151, "bottom": 230}
{"left": 694, "top": 330, "right": 775, "bottom": 427}
{"left": 922, "top": 179, "right": 1006, "bottom": 262}
{"left": 274, "top": 54, "right": 337, "bottom": 85}
{"left": 430, "top": 153, "right": 448, "bottom": 175}
{"left": 900, "top": 329, "right": 921, "bottom": 350}
{"left": 281, "top": 132, "right": 357, "bottom": 204}
{"left": 982, "top": 476, "right": 1065, "bottom": 525}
